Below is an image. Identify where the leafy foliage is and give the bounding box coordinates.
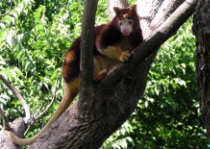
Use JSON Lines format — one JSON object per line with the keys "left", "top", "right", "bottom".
{"left": 0, "top": 0, "right": 209, "bottom": 148}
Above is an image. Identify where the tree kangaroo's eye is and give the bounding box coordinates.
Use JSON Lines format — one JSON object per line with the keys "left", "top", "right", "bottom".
{"left": 128, "top": 20, "right": 133, "bottom": 25}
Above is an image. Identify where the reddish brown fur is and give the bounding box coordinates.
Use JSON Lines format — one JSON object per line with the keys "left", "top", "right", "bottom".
{"left": 63, "top": 6, "right": 142, "bottom": 83}
{"left": 62, "top": 24, "right": 106, "bottom": 83}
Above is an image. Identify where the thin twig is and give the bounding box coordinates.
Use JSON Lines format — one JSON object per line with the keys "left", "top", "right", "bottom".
{"left": 24, "top": 116, "right": 35, "bottom": 136}
{"left": 24, "top": 76, "right": 59, "bottom": 136}
{"left": 36, "top": 76, "right": 59, "bottom": 119}
{"left": 0, "top": 75, "right": 31, "bottom": 119}
{"left": 0, "top": 107, "right": 10, "bottom": 130}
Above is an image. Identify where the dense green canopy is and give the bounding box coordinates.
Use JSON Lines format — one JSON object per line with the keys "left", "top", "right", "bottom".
{"left": 0, "top": 0, "right": 209, "bottom": 148}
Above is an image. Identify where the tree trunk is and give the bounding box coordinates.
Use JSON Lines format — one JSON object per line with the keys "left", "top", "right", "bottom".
{"left": 193, "top": 0, "right": 210, "bottom": 137}
{"left": 2, "top": 0, "right": 196, "bottom": 148}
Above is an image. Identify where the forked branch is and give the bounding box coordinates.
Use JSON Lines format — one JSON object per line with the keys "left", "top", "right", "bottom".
{"left": 0, "top": 75, "right": 58, "bottom": 136}
{"left": 0, "top": 75, "right": 31, "bottom": 120}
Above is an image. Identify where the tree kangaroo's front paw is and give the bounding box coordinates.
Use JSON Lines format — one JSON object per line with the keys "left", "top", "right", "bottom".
{"left": 120, "top": 51, "right": 130, "bottom": 62}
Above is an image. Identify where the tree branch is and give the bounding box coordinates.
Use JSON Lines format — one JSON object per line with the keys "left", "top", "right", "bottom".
{"left": 35, "top": 76, "right": 59, "bottom": 120}
{"left": 0, "top": 75, "right": 31, "bottom": 120}
{"left": 149, "top": 0, "right": 185, "bottom": 34}
{"left": 0, "top": 107, "right": 10, "bottom": 130}
{"left": 137, "top": 0, "right": 164, "bottom": 38}
{"left": 138, "top": 0, "right": 185, "bottom": 38}
{"left": 96, "top": 0, "right": 197, "bottom": 100}
{"left": 79, "top": 0, "right": 98, "bottom": 113}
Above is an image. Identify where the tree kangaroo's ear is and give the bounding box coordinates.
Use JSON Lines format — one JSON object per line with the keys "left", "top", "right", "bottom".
{"left": 113, "top": 7, "right": 121, "bottom": 16}
{"left": 130, "top": 4, "right": 137, "bottom": 12}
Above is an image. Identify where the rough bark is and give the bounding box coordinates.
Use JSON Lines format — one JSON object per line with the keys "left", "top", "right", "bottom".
{"left": 0, "top": 118, "right": 25, "bottom": 149}
{"left": 79, "top": 0, "right": 98, "bottom": 114}
{"left": 193, "top": 0, "right": 210, "bottom": 137}
{"left": 2, "top": 0, "right": 196, "bottom": 148}
{"left": 138, "top": 0, "right": 185, "bottom": 38}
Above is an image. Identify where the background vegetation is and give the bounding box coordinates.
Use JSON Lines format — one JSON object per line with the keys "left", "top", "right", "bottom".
{"left": 0, "top": 0, "right": 209, "bottom": 148}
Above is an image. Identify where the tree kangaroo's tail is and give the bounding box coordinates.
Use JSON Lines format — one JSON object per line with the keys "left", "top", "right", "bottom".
{"left": 5, "top": 80, "right": 79, "bottom": 146}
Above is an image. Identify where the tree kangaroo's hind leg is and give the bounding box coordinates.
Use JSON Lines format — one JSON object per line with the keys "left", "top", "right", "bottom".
{"left": 93, "top": 55, "right": 110, "bottom": 82}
